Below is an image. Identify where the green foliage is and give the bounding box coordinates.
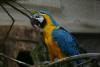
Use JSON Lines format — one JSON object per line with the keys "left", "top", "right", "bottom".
{"left": 31, "top": 42, "right": 49, "bottom": 65}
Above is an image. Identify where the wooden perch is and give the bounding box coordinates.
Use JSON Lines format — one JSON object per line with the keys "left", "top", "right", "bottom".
{"left": 47, "top": 53, "right": 100, "bottom": 66}
{"left": 0, "top": 53, "right": 100, "bottom": 67}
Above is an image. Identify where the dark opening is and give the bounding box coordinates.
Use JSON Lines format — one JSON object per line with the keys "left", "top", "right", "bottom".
{"left": 16, "top": 50, "right": 34, "bottom": 67}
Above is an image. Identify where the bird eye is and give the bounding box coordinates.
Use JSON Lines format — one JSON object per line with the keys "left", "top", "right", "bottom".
{"left": 32, "top": 13, "right": 44, "bottom": 24}
{"left": 33, "top": 14, "right": 40, "bottom": 18}
{"left": 35, "top": 15, "right": 40, "bottom": 18}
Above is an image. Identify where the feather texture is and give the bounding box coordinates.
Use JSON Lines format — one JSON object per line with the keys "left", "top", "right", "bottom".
{"left": 41, "top": 12, "right": 83, "bottom": 64}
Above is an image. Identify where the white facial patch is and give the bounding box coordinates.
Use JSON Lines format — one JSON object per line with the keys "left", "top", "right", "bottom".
{"left": 36, "top": 16, "right": 44, "bottom": 23}
{"left": 32, "top": 13, "right": 44, "bottom": 23}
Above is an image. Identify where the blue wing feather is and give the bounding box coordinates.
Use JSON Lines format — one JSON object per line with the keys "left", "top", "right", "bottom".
{"left": 52, "top": 29, "right": 80, "bottom": 56}
{"left": 52, "top": 28, "right": 82, "bottom": 64}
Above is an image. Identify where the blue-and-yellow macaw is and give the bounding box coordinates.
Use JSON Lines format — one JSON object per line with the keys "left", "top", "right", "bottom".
{"left": 31, "top": 11, "right": 86, "bottom": 65}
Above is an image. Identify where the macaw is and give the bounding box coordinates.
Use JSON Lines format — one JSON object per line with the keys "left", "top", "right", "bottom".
{"left": 31, "top": 11, "right": 86, "bottom": 65}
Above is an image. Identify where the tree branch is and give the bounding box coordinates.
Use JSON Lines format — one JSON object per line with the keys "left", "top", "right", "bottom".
{"left": 0, "top": 53, "right": 34, "bottom": 67}
{"left": 47, "top": 53, "right": 100, "bottom": 66}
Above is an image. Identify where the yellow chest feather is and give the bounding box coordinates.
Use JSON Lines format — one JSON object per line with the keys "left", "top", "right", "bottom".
{"left": 42, "top": 25, "right": 65, "bottom": 61}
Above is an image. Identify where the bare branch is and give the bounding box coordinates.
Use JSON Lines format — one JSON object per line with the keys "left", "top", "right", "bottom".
{"left": 0, "top": 53, "right": 100, "bottom": 67}
{"left": 0, "top": 4, "right": 15, "bottom": 44}
{"left": 6, "top": 2, "right": 32, "bottom": 21}
{"left": 0, "top": 53, "right": 34, "bottom": 67}
{"left": 47, "top": 53, "right": 100, "bottom": 66}
{"left": 12, "top": 0, "right": 32, "bottom": 15}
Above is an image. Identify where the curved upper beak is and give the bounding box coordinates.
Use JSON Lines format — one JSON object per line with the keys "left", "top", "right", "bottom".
{"left": 31, "top": 18, "right": 43, "bottom": 32}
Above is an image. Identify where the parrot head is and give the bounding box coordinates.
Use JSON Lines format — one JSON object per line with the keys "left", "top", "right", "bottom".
{"left": 31, "top": 11, "right": 47, "bottom": 28}
{"left": 31, "top": 10, "right": 59, "bottom": 29}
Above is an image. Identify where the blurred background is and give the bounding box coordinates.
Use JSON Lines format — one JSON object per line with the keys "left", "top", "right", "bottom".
{"left": 0, "top": 0, "right": 100, "bottom": 67}
{"left": 0, "top": 0, "right": 100, "bottom": 32}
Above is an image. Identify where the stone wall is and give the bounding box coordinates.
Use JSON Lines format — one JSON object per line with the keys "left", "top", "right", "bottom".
{"left": 0, "top": 25, "right": 39, "bottom": 67}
